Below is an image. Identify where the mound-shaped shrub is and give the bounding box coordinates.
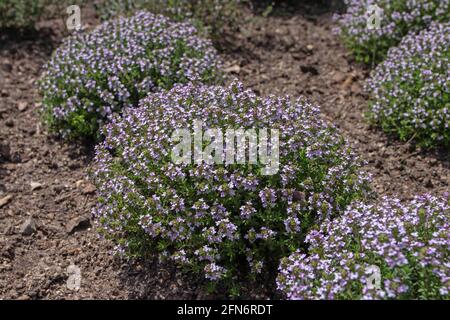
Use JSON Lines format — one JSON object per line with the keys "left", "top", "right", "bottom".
{"left": 0, "top": 0, "right": 45, "bottom": 28}
{"left": 39, "top": 11, "right": 220, "bottom": 139}
{"left": 92, "top": 82, "right": 370, "bottom": 294}
{"left": 334, "top": 0, "right": 449, "bottom": 65}
{"left": 366, "top": 22, "right": 449, "bottom": 149}
{"left": 277, "top": 194, "right": 450, "bottom": 300}
{"left": 0, "top": 0, "right": 68, "bottom": 29}
{"left": 95, "top": 0, "right": 242, "bottom": 45}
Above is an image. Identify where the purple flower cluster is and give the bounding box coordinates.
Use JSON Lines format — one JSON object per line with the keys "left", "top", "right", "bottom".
{"left": 366, "top": 22, "right": 450, "bottom": 148}
{"left": 0, "top": 0, "right": 59, "bottom": 28}
{"left": 92, "top": 81, "right": 370, "bottom": 290}
{"left": 39, "top": 11, "right": 220, "bottom": 139}
{"left": 96, "top": 0, "right": 243, "bottom": 44}
{"left": 334, "top": 0, "right": 449, "bottom": 64}
{"left": 277, "top": 194, "right": 450, "bottom": 299}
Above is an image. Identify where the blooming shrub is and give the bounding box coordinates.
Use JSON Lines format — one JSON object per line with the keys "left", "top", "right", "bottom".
{"left": 92, "top": 81, "right": 370, "bottom": 294}
{"left": 0, "top": 0, "right": 83, "bottom": 29}
{"left": 366, "top": 22, "right": 450, "bottom": 149}
{"left": 277, "top": 194, "right": 450, "bottom": 300}
{"left": 95, "top": 0, "right": 243, "bottom": 45}
{"left": 334, "top": 0, "right": 450, "bottom": 65}
{"left": 39, "top": 11, "right": 220, "bottom": 139}
{"left": 0, "top": 0, "right": 44, "bottom": 29}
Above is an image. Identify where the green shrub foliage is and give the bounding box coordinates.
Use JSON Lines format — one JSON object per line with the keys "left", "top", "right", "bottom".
{"left": 39, "top": 11, "right": 220, "bottom": 139}
{"left": 92, "top": 82, "right": 370, "bottom": 294}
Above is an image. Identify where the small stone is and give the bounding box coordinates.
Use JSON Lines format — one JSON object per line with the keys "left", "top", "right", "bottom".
{"left": 0, "top": 194, "right": 13, "bottom": 208}
{"left": 53, "top": 185, "right": 65, "bottom": 194}
{"left": 1, "top": 242, "right": 15, "bottom": 260}
{"left": 306, "top": 44, "right": 314, "bottom": 51}
{"left": 20, "top": 217, "right": 37, "bottom": 236}
{"left": 293, "top": 191, "right": 306, "bottom": 202}
{"left": 30, "top": 181, "right": 43, "bottom": 191}
{"left": 68, "top": 162, "right": 81, "bottom": 170}
{"left": 66, "top": 216, "right": 91, "bottom": 234}
{"left": 332, "top": 71, "right": 346, "bottom": 83}
{"left": 81, "top": 183, "right": 96, "bottom": 194}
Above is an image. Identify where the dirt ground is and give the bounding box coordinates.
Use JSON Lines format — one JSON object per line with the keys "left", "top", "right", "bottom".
{"left": 1, "top": 2, "right": 448, "bottom": 299}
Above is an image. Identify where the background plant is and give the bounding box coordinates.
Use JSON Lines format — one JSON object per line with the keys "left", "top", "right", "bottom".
{"left": 277, "top": 194, "right": 450, "bottom": 300}
{"left": 0, "top": 0, "right": 83, "bottom": 29}
{"left": 93, "top": 81, "right": 371, "bottom": 295}
{"left": 39, "top": 11, "right": 221, "bottom": 139}
{"left": 366, "top": 22, "right": 449, "bottom": 149}
{"left": 334, "top": 0, "right": 450, "bottom": 66}
{"left": 0, "top": 0, "right": 45, "bottom": 29}
{"left": 94, "top": 0, "right": 244, "bottom": 46}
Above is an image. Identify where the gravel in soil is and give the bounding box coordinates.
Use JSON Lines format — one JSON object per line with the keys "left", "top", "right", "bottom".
{"left": 1, "top": 2, "right": 448, "bottom": 299}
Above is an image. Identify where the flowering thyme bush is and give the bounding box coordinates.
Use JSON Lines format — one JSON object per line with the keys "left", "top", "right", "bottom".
{"left": 0, "top": 0, "right": 73, "bottom": 29}
{"left": 93, "top": 81, "right": 370, "bottom": 294}
{"left": 277, "top": 194, "right": 450, "bottom": 300}
{"left": 366, "top": 22, "right": 450, "bottom": 149}
{"left": 95, "top": 0, "right": 243, "bottom": 45}
{"left": 0, "top": 0, "right": 45, "bottom": 28}
{"left": 334, "top": 0, "right": 450, "bottom": 65}
{"left": 39, "top": 11, "right": 220, "bottom": 139}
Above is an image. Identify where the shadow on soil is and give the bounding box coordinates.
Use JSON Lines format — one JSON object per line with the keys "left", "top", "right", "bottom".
{"left": 0, "top": 27, "right": 59, "bottom": 56}
{"left": 117, "top": 257, "right": 203, "bottom": 299}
